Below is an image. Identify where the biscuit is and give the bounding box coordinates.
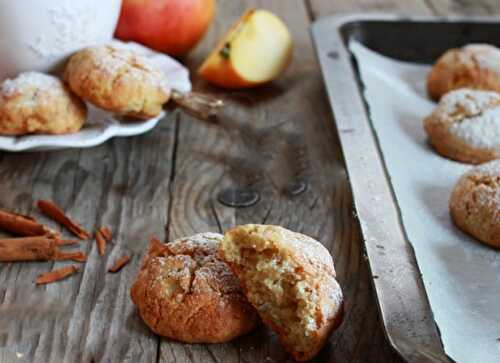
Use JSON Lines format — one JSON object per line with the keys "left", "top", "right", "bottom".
{"left": 423, "top": 88, "right": 500, "bottom": 164}
{"left": 220, "top": 224, "right": 344, "bottom": 362}
{"left": 0, "top": 72, "right": 86, "bottom": 135}
{"left": 450, "top": 160, "right": 500, "bottom": 249}
{"left": 64, "top": 45, "right": 170, "bottom": 119}
{"left": 427, "top": 44, "right": 500, "bottom": 100}
{"left": 130, "top": 233, "right": 258, "bottom": 343}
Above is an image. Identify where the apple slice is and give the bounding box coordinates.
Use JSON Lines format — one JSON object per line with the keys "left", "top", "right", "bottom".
{"left": 198, "top": 9, "right": 293, "bottom": 89}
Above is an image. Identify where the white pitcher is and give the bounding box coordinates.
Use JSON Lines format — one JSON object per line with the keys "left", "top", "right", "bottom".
{"left": 0, "top": 0, "right": 122, "bottom": 81}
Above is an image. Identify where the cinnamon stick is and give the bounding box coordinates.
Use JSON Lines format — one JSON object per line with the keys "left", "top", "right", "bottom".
{"left": 0, "top": 237, "right": 86, "bottom": 262}
{"left": 0, "top": 208, "right": 59, "bottom": 238}
{"left": 0, "top": 237, "right": 59, "bottom": 262}
{"left": 54, "top": 239, "right": 79, "bottom": 246}
{"left": 148, "top": 236, "right": 167, "bottom": 256}
{"left": 55, "top": 250, "right": 87, "bottom": 263}
{"left": 98, "top": 227, "right": 112, "bottom": 242}
{"left": 108, "top": 255, "right": 130, "bottom": 273}
{"left": 37, "top": 200, "right": 90, "bottom": 240}
{"left": 36, "top": 265, "right": 78, "bottom": 285}
{"left": 95, "top": 231, "right": 106, "bottom": 256}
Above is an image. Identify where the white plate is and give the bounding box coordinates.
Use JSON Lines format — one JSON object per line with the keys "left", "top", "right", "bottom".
{"left": 0, "top": 40, "right": 192, "bottom": 152}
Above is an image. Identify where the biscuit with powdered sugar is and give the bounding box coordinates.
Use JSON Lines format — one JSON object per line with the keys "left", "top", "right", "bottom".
{"left": 130, "top": 233, "right": 258, "bottom": 343}
{"left": 0, "top": 72, "right": 86, "bottom": 135}
{"left": 450, "top": 160, "right": 500, "bottom": 248}
{"left": 220, "top": 224, "right": 344, "bottom": 362}
{"left": 65, "top": 45, "right": 170, "bottom": 119}
{"left": 424, "top": 88, "right": 500, "bottom": 164}
{"left": 428, "top": 44, "right": 500, "bottom": 100}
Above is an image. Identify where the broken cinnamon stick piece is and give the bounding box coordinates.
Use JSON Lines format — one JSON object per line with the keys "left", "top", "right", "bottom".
{"left": 70, "top": 253, "right": 87, "bottom": 263}
{"left": 0, "top": 237, "right": 86, "bottom": 262}
{"left": 36, "top": 265, "right": 78, "bottom": 285}
{"left": 95, "top": 231, "right": 106, "bottom": 256}
{"left": 0, "top": 208, "right": 59, "bottom": 238}
{"left": 108, "top": 255, "right": 130, "bottom": 273}
{"left": 37, "top": 200, "right": 90, "bottom": 240}
{"left": 55, "top": 250, "right": 87, "bottom": 263}
{"left": 98, "top": 227, "right": 112, "bottom": 242}
{"left": 0, "top": 237, "right": 58, "bottom": 262}
{"left": 55, "top": 239, "right": 79, "bottom": 246}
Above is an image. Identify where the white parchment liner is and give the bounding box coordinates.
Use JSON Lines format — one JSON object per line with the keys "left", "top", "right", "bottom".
{"left": 350, "top": 41, "right": 500, "bottom": 363}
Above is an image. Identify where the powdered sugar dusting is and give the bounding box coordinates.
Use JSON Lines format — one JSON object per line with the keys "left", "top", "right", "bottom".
{"left": 90, "top": 46, "right": 170, "bottom": 94}
{"left": 469, "top": 159, "right": 500, "bottom": 178}
{"left": 436, "top": 89, "right": 500, "bottom": 148}
{"left": 1, "top": 72, "right": 61, "bottom": 97}
{"left": 451, "top": 107, "right": 500, "bottom": 148}
{"left": 145, "top": 232, "right": 243, "bottom": 296}
{"left": 168, "top": 232, "right": 223, "bottom": 263}
{"left": 464, "top": 44, "right": 500, "bottom": 75}
{"left": 437, "top": 88, "right": 500, "bottom": 119}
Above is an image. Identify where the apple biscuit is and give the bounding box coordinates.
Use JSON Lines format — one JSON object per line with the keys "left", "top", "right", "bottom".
{"left": 220, "top": 224, "right": 344, "bottom": 362}
{"left": 0, "top": 72, "right": 86, "bottom": 135}
{"left": 450, "top": 160, "right": 500, "bottom": 249}
{"left": 428, "top": 44, "right": 500, "bottom": 100}
{"left": 423, "top": 88, "right": 500, "bottom": 164}
{"left": 130, "top": 233, "right": 258, "bottom": 343}
{"left": 64, "top": 45, "right": 170, "bottom": 119}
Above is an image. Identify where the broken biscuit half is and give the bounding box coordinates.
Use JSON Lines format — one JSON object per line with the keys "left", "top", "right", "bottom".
{"left": 220, "top": 224, "right": 344, "bottom": 361}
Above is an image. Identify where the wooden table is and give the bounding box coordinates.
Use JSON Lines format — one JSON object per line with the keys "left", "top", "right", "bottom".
{"left": 0, "top": 1, "right": 496, "bottom": 362}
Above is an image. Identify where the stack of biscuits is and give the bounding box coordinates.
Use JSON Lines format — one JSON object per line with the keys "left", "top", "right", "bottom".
{"left": 0, "top": 45, "right": 171, "bottom": 136}
{"left": 131, "top": 225, "right": 344, "bottom": 362}
{"left": 425, "top": 44, "right": 500, "bottom": 249}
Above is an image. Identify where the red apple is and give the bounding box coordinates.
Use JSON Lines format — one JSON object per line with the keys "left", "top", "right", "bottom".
{"left": 115, "top": 0, "right": 216, "bottom": 57}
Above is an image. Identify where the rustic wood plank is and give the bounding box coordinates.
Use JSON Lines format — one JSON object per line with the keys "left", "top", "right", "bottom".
{"left": 0, "top": 120, "right": 177, "bottom": 362}
{"left": 2, "top": 1, "right": 497, "bottom": 362}
{"left": 160, "top": 0, "right": 408, "bottom": 362}
{"left": 308, "top": 0, "right": 432, "bottom": 17}
{"left": 426, "top": 0, "right": 500, "bottom": 15}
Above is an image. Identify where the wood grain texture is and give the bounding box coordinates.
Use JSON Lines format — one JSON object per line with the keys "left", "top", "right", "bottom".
{"left": 160, "top": 0, "right": 411, "bottom": 362}
{"left": 308, "top": 0, "right": 432, "bottom": 17}
{"left": 0, "top": 124, "right": 177, "bottom": 362}
{"left": 425, "top": 0, "right": 500, "bottom": 15}
{"left": 1, "top": 1, "right": 498, "bottom": 363}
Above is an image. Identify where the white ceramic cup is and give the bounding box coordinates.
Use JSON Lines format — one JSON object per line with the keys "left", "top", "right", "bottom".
{"left": 0, "top": 0, "right": 122, "bottom": 81}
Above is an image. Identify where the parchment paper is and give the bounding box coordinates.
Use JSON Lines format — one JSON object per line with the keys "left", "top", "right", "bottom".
{"left": 350, "top": 42, "right": 500, "bottom": 363}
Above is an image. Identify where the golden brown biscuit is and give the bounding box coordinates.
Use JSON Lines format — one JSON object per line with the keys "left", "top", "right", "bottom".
{"left": 130, "top": 233, "right": 258, "bottom": 343}
{"left": 65, "top": 45, "right": 170, "bottom": 119}
{"left": 0, "top": 72, "right": 86, "bottom": 135}
{"left": 220, "top": 224, "right": 344, "bottom": 362}
{"left": 450, "top": 160, "right": 500, "bottom": 249}
{"left": 423, "top": 88, "right": 500, "bottom": 164}
{"left": 428, "top": 44, "right": 500, "bottom": 100}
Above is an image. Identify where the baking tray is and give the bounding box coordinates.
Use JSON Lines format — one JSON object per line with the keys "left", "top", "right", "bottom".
{"left": 311, "top": 14, "right": 500, "bottom": 363}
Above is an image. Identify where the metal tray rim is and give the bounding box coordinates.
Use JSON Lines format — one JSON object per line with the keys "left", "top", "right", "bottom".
{"left": 309, "top": 13, "right": 500, "bottom": 363}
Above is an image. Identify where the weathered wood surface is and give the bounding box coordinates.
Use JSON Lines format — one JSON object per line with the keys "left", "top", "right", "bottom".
{"left": 0, "top": 1, "right": 497, "bottom": 362}
{"left": 0, "top": 131, "right": 176, "bottom": 362}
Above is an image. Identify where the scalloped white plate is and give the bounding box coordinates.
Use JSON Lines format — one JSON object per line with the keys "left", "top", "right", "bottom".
{"left": 0, "top": 40, "right": 191, "bottom": 152}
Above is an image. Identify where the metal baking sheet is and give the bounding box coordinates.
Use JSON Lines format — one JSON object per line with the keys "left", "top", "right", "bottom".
{"left": 311, "top": 14, "right": 500, "bottom": 363}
